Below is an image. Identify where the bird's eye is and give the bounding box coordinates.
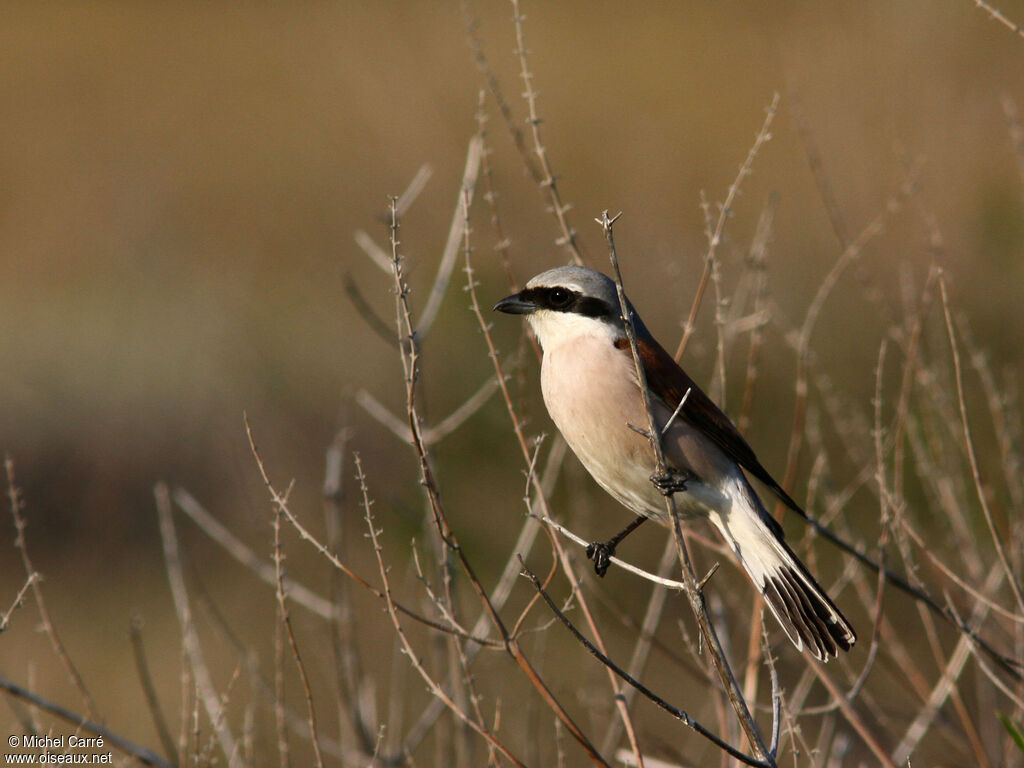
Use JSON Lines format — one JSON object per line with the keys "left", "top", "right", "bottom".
{"left": 548, "top": 288, "right": 572, "bottom": 307}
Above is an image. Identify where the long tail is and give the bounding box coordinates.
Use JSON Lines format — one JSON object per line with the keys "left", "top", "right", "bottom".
{"left": 710, "top": 480, "right": 857, "bottom": 661}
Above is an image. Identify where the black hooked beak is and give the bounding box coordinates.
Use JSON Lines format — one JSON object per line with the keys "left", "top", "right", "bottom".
{"left": 493, "top": 293, "right": 537, "bottom": 315}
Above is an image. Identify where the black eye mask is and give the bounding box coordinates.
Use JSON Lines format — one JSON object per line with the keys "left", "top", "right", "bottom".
{"left": 518, "top": 286, "right": 611, "bottom": 318}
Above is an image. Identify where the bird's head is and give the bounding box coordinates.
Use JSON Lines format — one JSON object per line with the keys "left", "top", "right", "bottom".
{"left": 493, "top": 265, "right": 644, "bottom": 350}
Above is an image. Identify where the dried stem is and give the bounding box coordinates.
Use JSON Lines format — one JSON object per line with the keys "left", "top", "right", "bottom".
{"left": 130, "top": 616, "right": 180, "bottom": 766}
{"left": 599, "top": 537, "right": 688, "bottom": 755}
{"left": 154, "top": 482, "right": 244, "bottom": 768}
{"left": 521, "top": 561, "right": 771, "bottom": 768}
{"left": 675, "top": 93, "right": 779, "bottom": 361}
{"left": 416, "top": 136, "right": 483, "bottom": 336}
{"left": 970, "top": 0, "right": 1024, "bottom": 40}
{"left": 0, "top": 572, "right": 36, "bottom": 632}
{"left": 777, "top": 179, "right": 912, "bottom": 520}
{"left": 357, "top": 454, "right": 526, "bottom": 767}
{"left": 534, "top": 514, "right": 690, "bottom": 590}
{"left": 807, "top": 664, "right": 898, "bottom": 768}
{"left": 893, "top": 562, "right": 1003, "bottom": 765}
{"left": 173, "top": 488, "right": 335, "bottom": 620}
{"left": 939, "top": 272, "right": 1024, "bottom": 613}
{"left": 510, "top": 0, "right": 585, "bottom": 265}
{"left": 245, "top": 436, "right": 327, "bottom": 768}
{"left": 356, "top": 373, "right": 499, "bottom": 448}
{"left": 321, "top": 430, "right": 379, "bottom": 758}
{"left": 0, "top": 675, "right": 175, "bottom": 768}
{"left": 464, "top": 9, "right": 540, "bottom": 185}
{"left": 393, "top": 193, "right": 612, "bottom": 765}
{"left": 5, "top": 456, "right": 99, "bottom": 721}
{"left": 599, "top": 211, "right": 773, "bottom": 764}
{"left": 737, "top": 195, "right": 776, "bottom": 435}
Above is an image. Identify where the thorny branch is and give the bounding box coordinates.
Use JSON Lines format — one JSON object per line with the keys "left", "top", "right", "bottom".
{"left": 521, "top": 561, "right": 773, "bottom": 768}
{"left": 155, "top": 482, "right": 244, "bottom": 768}
{"left": 0, "top": 676, "right": 175, "bottom": 768}
{"left": 245, "top": 426, "right": 327, "bottom": 768}
{"left": 510, "top": 0, "right": 585, "bottom": 265}
{"left": 675, "top": 93, "right": 779, "bottom": 361}
{"left": 598, "top": 211, "right": 776, "bottom": 765}
{"left": 6, "top": 457, "right": 99, "bottom": 721}
{"left": 389, "top": 195, "right": 613, "bottom": 766}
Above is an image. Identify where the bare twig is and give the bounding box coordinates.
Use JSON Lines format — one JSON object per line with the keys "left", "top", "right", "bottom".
{"left": 355, "top": 229, "right": 395, "bottom": 274}
{"left": 599, "top": 211, "right": 773, "bottom": 764}
{"left": 846, "top": 338, "right": 892, "bottom": 701}
{"left": 5, "top": 456, "right": 99, "bottom": 721}
{"left": 760, "top": 625, "right": 782, "bottom": 760}
{"left": 283, "top": 495, "right": 501, "bottom": 645}
{"left": 474, "top": 89, "right": 521, "bottom": 288}
{"left": 394, "top": 193, "right": 612, "bottom": 765}
{"left": 520, "top": 561, "right": 771, "bottom": 767}
{"left": 737, "top": 195, "right": 776, "bottom": 435}
{"left": 675, "top": 94, "right": 779, "bottom": 361}
{"left": 956, "top": 311, "right": 1024, "bottom": 515}
{"left": 969, "top": 0, "right": 1024, "bottom": 40}
{"left": 790, "top": 91, "right": 849, "bottom": 248}
{"left": 321, "top": 430, "right": 379, "bottom": 758}
{"left": 899, "top": 517, "right": 1024, "bottom": 623}
{"left": 808, "top": 664, "right": 898, "bottom": 768}
{"left": 600, "top": 537, "right": 684, "bottom": 755}
{"left": 510, "top": 0, "right": 585, "bottom": 265}
{"left": 155, "top": 482, "right": 243, "bottom": 768}
{"left": 396, "top": 163, "right": 434, "bottom": 217}
{"left": 272, "top": 609, "right": 290, "bottom": 768}
{"left": 344, "top": 271, "right": 400, "bottom": 346}
{"left": 464, "top": 9, "right": 540, "bottom": 184}
{"left": 702, "top": 190, "right": 729, "bottom": 407}
{"left": 130, "top": 616, "right": 179, "bottom": 766}
{"left": 939, "top": 272, "right": 1024, "bottom": 613}
{"left": 191, "top": 592, "right": 366, "bottom": 764}
{"left": 173, "top": 488, "right": 335, "bottom": 620}
{"left": 356, "top": 374, "right": 499, "bottom": 448}
{"left": 776, "top": 174, "right": 914, "bottom": 520}
{"left": 357, "top": 454, "right": 527, "bottom": 767}
{"left": 532, "top": 514, "right": 686, "bottom": 589}
{"left": 354, "top": 164, "right": 434, "bottom": 275}
{"left": 0, "top": 676, "right": 175, "bottom": 768}
{"left": 244, "top": 428, "right": 326, "bottom": 768}
{"left": 178, "top": 647, "right": 193, "bottom": 765}
{"left": 893, "top": 563, "right": 1003, "bottom": 765}
{"left": 0, "top": 572, "right": 36, "bottom": 632}
{"left": 416, "top": 136, "right": 483, "bottom": 335}
{"left": 398, "top": 434, "right": 572, "bottom": 758}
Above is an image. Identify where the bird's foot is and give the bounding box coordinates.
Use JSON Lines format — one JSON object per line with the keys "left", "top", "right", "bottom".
{"left": 650, "top": 468, "right": 695, "bottom": 496}
{"left": 585, "top": 541, "right": 615, "bottom": 577}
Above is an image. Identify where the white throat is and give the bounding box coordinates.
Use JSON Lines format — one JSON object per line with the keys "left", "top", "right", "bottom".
{"left": 526, "top": 309, "right": 623, "bottom": 353}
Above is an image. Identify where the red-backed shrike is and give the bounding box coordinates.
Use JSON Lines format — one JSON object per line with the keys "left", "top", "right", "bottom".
{"left": 495, "top": 265, "right": 855, "bottom": 661}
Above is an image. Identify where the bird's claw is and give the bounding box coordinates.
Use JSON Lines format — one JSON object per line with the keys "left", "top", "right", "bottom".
{"left": 586, "top": 541, "right": 615, "bottom": 577}
{"left": 650, "top": 468, "right": 694, "bottom": 496}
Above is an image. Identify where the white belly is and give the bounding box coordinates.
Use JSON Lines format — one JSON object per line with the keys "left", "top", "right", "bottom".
{"left": 539, "top": 333, "right": 730, "bottom": 521}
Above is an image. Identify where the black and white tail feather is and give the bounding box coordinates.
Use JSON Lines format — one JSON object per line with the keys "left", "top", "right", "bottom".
{"left": 712, "top": 478, "right": 856, "bottom": 661}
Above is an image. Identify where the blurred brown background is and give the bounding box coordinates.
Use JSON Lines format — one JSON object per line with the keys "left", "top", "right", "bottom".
{"left": 1, "top": 0, "right": 1023, "bottom": 762}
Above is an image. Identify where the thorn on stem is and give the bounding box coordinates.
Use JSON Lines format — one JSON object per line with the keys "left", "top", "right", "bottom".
{"left": 697, "top": 563, "right": 720, "bottom": 591}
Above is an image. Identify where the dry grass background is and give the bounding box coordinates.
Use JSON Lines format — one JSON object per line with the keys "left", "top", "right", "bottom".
{"left": 2, "top": 1, "right": 1024, "bottom": 766}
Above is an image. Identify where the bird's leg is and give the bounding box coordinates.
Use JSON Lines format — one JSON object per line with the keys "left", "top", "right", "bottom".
{"left": 586, "top": 515, "right": 648, "bottom": 577}
{"left": 650, "top": 467, "right": 696, "bottom": 496}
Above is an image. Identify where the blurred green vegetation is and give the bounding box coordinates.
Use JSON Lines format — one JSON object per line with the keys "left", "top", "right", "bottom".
{"left": 1, "top": 1, "right": 1023, "bottom": 764}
